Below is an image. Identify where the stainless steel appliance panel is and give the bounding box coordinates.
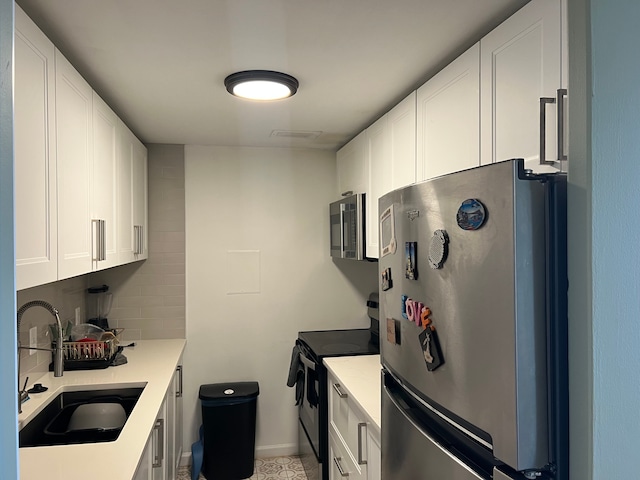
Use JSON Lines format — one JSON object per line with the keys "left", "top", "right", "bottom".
{"left": 382, "top": 381, "right": 489, "bottom": 480}
{"left": 299, "top": 420, "right": 320, "bottom": 480}
{"left": 330, "top": 193, "right": 365, "bottom": 260}
{"left": 379, "top": 160, "right": 548, "bottom": 470}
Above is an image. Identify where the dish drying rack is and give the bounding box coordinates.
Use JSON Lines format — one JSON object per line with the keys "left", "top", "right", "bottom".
{"left": 51, "top": 329, "right": 124, "bottom": 370}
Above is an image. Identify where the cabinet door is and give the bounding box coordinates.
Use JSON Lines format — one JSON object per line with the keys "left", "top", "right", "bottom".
{"left": 480, "top": 0, "right": 564, "bottom": 173}
{"left": 152, "top": 397, "right": 168, "bottom": 480}
{"left": 337, "top": 131, "right": 367, "bottom": 196}
{"left": 92, "top": 92, "right": 119, "bottom": 270}
{"left": 365, "top": 115, "right": 389, "bottom": 259}
{"left": 417, "top": 43, "right": 480, "bottom": 181}
{"left": 14, "top": 6, "right": 58, "bottom": 290}
{"left": 366, "top": 431, "right": 381, "bottom": 480}
{"left": 55, "top": 50, "right": 93, "bottom": 280}
{"left": 134, "top": 436, "right": 153, "bottom": 480}
{"left": 132, "top": 136, "right": 149, "bottom": 260}
{"left": 387, "top": 92, "right": 416, "bottom": 191}
{"left": 117, "top": 121, "right": 136, "bottom": 264}
{"left": 366, "top": 93, "right": 416, "bottom": 259}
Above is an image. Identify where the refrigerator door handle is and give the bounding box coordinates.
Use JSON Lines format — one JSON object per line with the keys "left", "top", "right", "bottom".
{"left": 383, "top": 384, "right": 485, "bottom": 480}
{"left": 556, "top": 88, "right": 568, "bottom": 161}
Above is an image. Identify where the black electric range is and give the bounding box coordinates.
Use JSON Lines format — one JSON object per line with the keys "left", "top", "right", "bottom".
{"left": 296, "top": 326, "right": 379, "bottom": 480}
{"left": 298, "top": 328, "right": 379, "bottom": 362}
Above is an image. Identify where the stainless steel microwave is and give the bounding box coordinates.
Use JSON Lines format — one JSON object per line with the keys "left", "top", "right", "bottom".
{"left": 330, "top": 193, "right": 365, "bottom": 260}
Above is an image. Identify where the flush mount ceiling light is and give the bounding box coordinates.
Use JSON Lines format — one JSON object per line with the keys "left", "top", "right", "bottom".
{"left": 224, "top": 70, "right": 299, "bottom": 101}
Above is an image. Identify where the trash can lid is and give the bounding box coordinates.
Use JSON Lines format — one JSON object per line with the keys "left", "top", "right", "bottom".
{"left": 199, "top": 381, "right": 259, "bottom": 400}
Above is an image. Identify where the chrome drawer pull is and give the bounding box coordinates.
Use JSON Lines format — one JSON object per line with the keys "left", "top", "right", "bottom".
{"left": 333, "top": 383, "right": 347, "bottom": 398}
{"left": 333, "top": 456, "right": 349, "bottom": 477}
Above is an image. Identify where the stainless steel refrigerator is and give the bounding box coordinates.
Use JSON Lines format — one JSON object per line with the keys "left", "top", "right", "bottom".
{"left": 378, "top": 159, "right": 568, "bottom": 480}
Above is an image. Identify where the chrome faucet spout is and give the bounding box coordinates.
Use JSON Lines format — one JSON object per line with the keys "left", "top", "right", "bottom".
{"left": 17, "top": 300, "right": 64, "bottom": 414}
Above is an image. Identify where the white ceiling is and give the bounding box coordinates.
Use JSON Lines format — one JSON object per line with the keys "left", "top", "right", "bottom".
{"left": 16, "top": 0, "right": 529, "bottom": 151}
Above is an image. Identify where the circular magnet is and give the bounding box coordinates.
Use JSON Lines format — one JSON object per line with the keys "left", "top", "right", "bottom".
{"left": 428, "top": 230, "right": 449, "bottom": 269}
{"left": 456, "top": 199, "right": 486, "bottom": 231}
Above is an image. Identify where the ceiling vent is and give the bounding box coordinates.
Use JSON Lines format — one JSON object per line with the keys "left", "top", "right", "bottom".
{"left": 270, "top": 130, "right": 322, "bottom": 140}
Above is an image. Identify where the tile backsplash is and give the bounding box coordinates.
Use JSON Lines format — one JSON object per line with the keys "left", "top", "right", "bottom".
{"left": 16, "top": 143, "right": 186, "bottom": 388}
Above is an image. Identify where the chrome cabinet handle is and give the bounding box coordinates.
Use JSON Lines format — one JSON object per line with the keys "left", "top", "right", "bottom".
{"left": 357, "top": 422, "right": 367, "bottom": 465}
{"left": 539, "top": 96, "right": 556, "bottom": 166}
{"left": 176, "top": 365, "right": 183, "bottom": 398}
{"left": 152, "top": 418, "right": 164, "bottom": 468}
{"left": 134, "top": 225, "right": 139, "bottom": 254}
{"left": 333, "top": 457, "right": 349, "bottom": 477}
{"left": 92, "top": 220, "right": 99, "bottom": 261}
{"left": 339, "top": 204, "right": 346, "bottom": 254}
{"left": 332, "top": 383, "right": 347, "bottom": 399}
{"left": 557, "top": 88, "right": 568, "bottom": 161}
{"left": 101, "top": 220, "right": 106, "bottom": 260}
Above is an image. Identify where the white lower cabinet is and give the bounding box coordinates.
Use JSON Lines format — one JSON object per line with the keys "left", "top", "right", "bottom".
{"left": 328, "top": 372, "right": 380, "bottom": 480}
{"left": 135, "top": 363, "right": 183, "bottom": 480}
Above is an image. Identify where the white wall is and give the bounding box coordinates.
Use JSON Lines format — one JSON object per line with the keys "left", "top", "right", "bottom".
{"left": 184, "top": 145, "right": 377, "bottom": 457}
{"left": 568, "top": 1, "right": 640, "bottom": 478}
{"left": 0, "top": 0, "right": 18, "bottom": 476}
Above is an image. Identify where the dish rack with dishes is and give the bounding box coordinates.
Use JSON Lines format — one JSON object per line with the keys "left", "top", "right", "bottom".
{"left": 51, "top": 328, "right": 124, "bottom": 371}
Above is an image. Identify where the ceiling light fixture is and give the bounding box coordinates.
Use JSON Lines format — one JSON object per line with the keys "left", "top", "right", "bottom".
{"left": 224, "top": 70, "right": 299, "bottom": 101}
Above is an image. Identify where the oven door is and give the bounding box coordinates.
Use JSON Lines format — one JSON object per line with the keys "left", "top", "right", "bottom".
{"left": 298, "top": 349, "right": 320, "bottom": 455}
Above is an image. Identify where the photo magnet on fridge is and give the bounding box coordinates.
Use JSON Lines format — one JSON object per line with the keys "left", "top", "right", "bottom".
{"left": 405, "top": 242, "right": 418, "bottom": 280}
{"left": 419, "top": 328, "right": 444, "bottom": 371}
{"left": 381, "top": 267, "right": 393, "bottom": 291}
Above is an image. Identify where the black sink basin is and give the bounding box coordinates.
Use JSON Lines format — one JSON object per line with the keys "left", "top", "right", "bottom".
{"left": 20, "top": 386, "right": 145, "bottom": 447}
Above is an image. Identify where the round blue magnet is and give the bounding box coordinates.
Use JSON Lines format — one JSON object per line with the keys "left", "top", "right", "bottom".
{"left": 456, "top": 199, "right": 486, "bottom": 231}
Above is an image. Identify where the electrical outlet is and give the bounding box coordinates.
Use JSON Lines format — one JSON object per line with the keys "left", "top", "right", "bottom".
{"left": 75, "top": 307, "right": 81, "bottom": 325}
{"left": 29, "top": 326, "right": 37, "bottom": 356}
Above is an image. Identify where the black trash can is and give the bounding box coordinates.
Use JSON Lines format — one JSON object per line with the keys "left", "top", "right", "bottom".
{"left": 199, "top": 381, "right": 260, "bottom": 480}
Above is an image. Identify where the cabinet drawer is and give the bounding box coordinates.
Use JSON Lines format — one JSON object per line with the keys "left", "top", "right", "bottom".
{"left": 329, "top": 425, "right": 366, "bottom": 480}
{"left": 328, "top": 377, "right": 369, "bottom": 467}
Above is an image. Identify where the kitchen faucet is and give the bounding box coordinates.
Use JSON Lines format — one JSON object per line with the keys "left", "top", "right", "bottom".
{"left": 17, "top": 300, "right": 64, "bottom": 414}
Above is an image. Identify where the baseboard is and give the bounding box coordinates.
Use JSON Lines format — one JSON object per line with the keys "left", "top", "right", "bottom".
{"left": 255, "top": 443, "right": 298, "bottom": 458}
{"left": 180, "top": 443, "right": 298, "bottom": 466}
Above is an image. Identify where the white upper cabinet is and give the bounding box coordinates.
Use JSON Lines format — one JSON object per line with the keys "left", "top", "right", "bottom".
{"left": 480, "top": 0, "right": 566, "bottom": 173}
{"left": 132, "top": 135, "right": 149, "bottom": 260}
{"left": 417, "top": 43, "right": 480, "bottom": 181}
{"left": 366, "top": 92, "right": 416, "bottom": 258}
{"left": 56, "top": 49, "right": 94, "bottom": 280}
{"left": 92, "top": 92, "right": 119, "bottom": 270}
{"left": 14, "top": 6, "right": 58, "bottom": 290}
{"left": 337, "top": 131, "right": 368, "bottom": 197}
{"left": 119, "top": 122, "right": 149, "bottom": 263}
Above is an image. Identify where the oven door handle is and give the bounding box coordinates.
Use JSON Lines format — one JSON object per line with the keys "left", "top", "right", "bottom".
{"left": 299, "top": 351, "right": 316, "bottom": 372}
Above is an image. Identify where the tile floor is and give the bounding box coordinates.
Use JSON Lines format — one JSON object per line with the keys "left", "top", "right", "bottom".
{"left": 177, "top": 455, "right": 307, "bottom": 480}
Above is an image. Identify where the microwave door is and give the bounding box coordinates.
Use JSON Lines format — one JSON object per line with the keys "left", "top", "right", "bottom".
{"left": 330, "top": 205, "right": 342, "bottom": 258}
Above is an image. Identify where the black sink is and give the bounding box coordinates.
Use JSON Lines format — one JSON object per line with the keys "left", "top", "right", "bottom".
{"left": 20, "top": 386, "right": 145, "bottom": 447}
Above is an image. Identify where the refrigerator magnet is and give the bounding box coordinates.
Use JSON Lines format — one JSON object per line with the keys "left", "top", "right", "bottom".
{"left": 401, "top": 295, "right": 408, "bottom": 319}
{"left": 419, "top": 328, "right": 444, "bottom": 371}
{"left": 386, "top": 318, "right": 401, "bottom": 345}
{"left": 428, "top": 230, "right": 449, "bottom": 269}
{"left": 381, "top": 267, "right": 393, "bottom": 291}
{"left": 405, "top": 242, "right": 418, "bottom": 280}
{"left": 456, "top": 198, "right": 487, "bottom": 231}
{"left": 379, "top": 205, "right": 397, "bottom": 257}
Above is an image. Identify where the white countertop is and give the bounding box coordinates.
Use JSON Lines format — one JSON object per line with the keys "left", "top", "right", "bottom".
{"left": 19, "top": 339, "right": 186, "bottom": 480}
{"left": 324, "top": 355, "right": 382, "bottom": 432}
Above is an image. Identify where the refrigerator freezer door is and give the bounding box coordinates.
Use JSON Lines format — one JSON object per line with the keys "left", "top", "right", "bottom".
{"left": 379, "top": 160, "right": 553, "bottom": 470}
{"left": 382, "top": 381, "right": 490, "bottom": 480}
